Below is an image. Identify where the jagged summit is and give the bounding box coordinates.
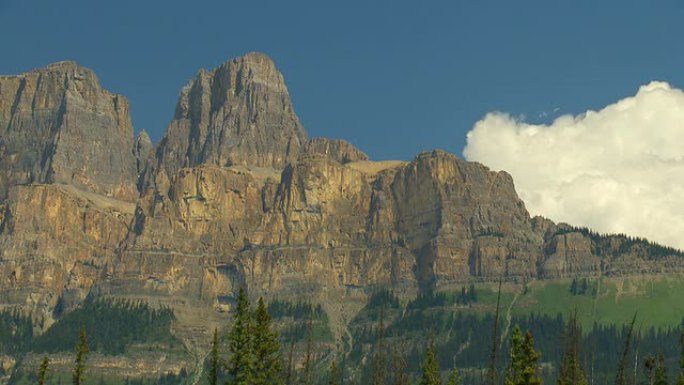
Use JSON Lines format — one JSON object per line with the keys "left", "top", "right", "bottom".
{"left": 1, "top": 54, "right": 683, "bottom": 382}
{"left": 156, "top": 52, "right": 308, "bottom": 175}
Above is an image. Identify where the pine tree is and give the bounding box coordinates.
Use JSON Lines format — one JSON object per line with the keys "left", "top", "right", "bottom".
{"left": 253, "top": 297, "right": 283, "bottom": 385}
{"left": 521, "top": 331, "right": 543, "bottom": 385}
{"left": 447, "top": 367, "right": 462, "bottom": 385}
{"left": 506, "top": 326, "right": 525, "bottom": 385}
{"left": 570, "top": 279, "right": 578, "bottom": 296}
{"left": 72, "top": 327, "right": 89, "bottom": 385}
{"left": 615, "top": 314, "right": 637, "bottom": 385}
{"left": 505, "top": 326, "right": 542, "bottom": 385}
{"left": 328, "top": 360, "right": 340, "bottom": 385}
{"left": 557, "top": 312, "right": 587, "bottom": 385}
{"left": 654, "top": 353, "right": 668, "bottom": 385}
{"left": 228, "top": 287, "right": 255, "bottom": 385}
{"left": 468, "top": 283, "right": 477, "bottom": 303}
{"left": 419, "top": 341, "right": 442, "bottom": 385}
{"left": 38, "top": 355, "right": 50, "bottom": 385}
{"left": 209, "top": 328, "right": 219, "bottom": 385}
{"left": 580, "top": 279, "right": 589, "bottom": 295}
{"left": 486, "top": 279, "right": 503, "bottom": 385}
{"left": 644, "top": 354, "right": 656, "bottom": 385}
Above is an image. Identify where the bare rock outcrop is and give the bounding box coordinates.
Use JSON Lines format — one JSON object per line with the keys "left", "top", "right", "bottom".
{"left": 1, "top": 54, "right": 684, "bottom": 380}
{"left": 303, "top": 138, "right": 368, "bottom": 163}
{"left": 155, "top": 52, "right": 308, "bottom": 177}
{"left": 0, "top": 184, "right": 134, "bottom": 323}
{"left": 0, "top": 61, "right": 138, "bottom": 201}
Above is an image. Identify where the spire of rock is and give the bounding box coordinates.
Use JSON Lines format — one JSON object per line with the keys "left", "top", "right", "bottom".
{"left": 157, "top": 52, "right": 308, "bottom": 175}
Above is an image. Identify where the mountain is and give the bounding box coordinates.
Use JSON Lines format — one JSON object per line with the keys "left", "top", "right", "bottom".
{"left": 0, "top": 61, "right": 138, "bottom": 201}
{"left": 155, "top": 52, "right": 308, "bottom": 175}
{"left": 0, "top": 53, "right": 682, "bottom": 383}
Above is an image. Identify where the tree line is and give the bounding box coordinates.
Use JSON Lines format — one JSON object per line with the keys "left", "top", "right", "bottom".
{"left": 22, "top": 287, "right": 684, "bottom": 385}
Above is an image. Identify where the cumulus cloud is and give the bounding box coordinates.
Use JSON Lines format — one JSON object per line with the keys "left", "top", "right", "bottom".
{"left": 463, "top": 81, "right": 684, "bottom": 249}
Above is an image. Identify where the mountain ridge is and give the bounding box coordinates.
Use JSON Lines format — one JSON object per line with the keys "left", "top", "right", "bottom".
{"left": 0, "top": 52, "right": 682, "bottom": 382}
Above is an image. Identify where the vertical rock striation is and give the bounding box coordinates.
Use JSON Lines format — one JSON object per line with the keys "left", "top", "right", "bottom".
{"left": 0, "top": 61, "right": 138, "bottom": 201}
{"left": 155, "top": 52, "right": 308, "bottom": 177}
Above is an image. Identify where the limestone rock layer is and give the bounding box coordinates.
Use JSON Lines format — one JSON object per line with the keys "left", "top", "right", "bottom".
{"left": 0, "top": 61, "right": 138, "bottom": 201}
{"left": 0, "top": 52, "right": 682, "bottom": 344}
{"left": 156, "top": 52, "right": 308, "bottom": 176}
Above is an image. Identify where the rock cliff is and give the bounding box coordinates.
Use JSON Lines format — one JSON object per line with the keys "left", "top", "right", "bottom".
{"left": 0, "top": 53, "right": 683, "bottom": 381}
{"left": 0, "top": 61, "right": 138, "bottom": 201}
{"left": 155, "top": 52, "right": 308, "bottom": 178}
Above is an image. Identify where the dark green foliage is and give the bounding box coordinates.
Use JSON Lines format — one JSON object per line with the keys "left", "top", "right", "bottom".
{"left": 327, "top": 360, "right": 340, "bottom": 385}
{"left": 678, "top": 333, "right": 684, "bottom": 385}
{"left": 570, "top": 279, "right": 591, "bottom": 296}
{"left": 367, "top": 288, "right": 401, "bottom": 310}
{"left": 267, "top": 300, "right": 325, "bottom": 320}
{"left": 267, "top": 299, "right": 333, "bottom": 342}
{"left": 456, "top": 285, "right": 478, "bottom": 305}
{"left": 468, "top": 284, "right": 477, "bottom": 303}
{"left": 570, "top": 279, "right": 578, "bottom": 296}
{"left": 253, "top": 297, "right": 283, "bottom": 385}
{"left": 38, "top": 356, "right": 49, "bottom": 385}
{"left": 552, "top": 226, "right": 684, "bottom": 260}
{"left": 302, "top": 310, "right": 314, "bottom": 385}
{"left": 0, "top": 310, "right": 33, "bottom": 354}
{"left": 209, "top": 328, "right": 220, "bottom": 385}
{"left": 446, "top": 367, "right": 462, "bottom": 385}
{"left": 33, "top": 298, "right": 176, "bottom": 355}
{"left": 557, "top": 312, "right": 587, "bottom": 385}
{"left": 487, "top": 279, "right": 503, "bottom": 385}
{"left": 654, "top": 353, "right": 669, "bottom": 385}
{"left": 505, "top": 326, "right": 542, "bottom": 385}
{"left": 419, "top": 341, "right": 442, "bottom": 385}
{"left": 156, "top": 370, "right": 188, "bottom": 385}
{"left": 348, "top": 284, "right": 684, "bottom": 385}
{"left": 407, "top": 291, "right": 448, "bottom": 311}
{"left": 72, "top": 328, "right": 89, "bottom": 385}
{"left": 614, "top": 314, "right": 637, "bottom": 385}
{"left": 370, "top": 308, "right": 386, "bottom": 385}
{"left": 227, "top": 287, "right": 255, "bottom": 385}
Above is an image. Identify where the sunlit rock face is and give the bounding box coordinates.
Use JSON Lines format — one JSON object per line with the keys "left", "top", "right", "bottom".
{"left": 1, "top": 54, "right": 683, "bottom": 372}
{"left": 155, "top": 52, "right": 308, "bottom": 177}
{"left": 0, "top": 61, "right": 139, "bottom": 201}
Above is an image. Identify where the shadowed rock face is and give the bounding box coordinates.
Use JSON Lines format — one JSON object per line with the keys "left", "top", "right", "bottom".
{"left": 156, "top": 52, "right": 308, "bottom": 177}
{"left": 0, "top": 61, "right": 138, "bottom": 201}
{"left": 0, "top": 53, "right": 683, "bottom": 369}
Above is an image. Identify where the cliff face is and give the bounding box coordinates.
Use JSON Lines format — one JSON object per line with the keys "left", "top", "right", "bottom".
{"left": 0, "top": 62, "right": 138, "bottom": 201}
{"left": 0, "top": 53, "right": 683, "bottom": 378}
{"left": 156, "top": 52, "right": 308, "bottom": 177}
{"left": 0, "top": 183, "right": 134, "bottom": 324}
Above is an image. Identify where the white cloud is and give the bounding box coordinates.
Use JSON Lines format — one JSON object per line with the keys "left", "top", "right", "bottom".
{"left": 463, "top": 81, "right": 684, "bottom": 249}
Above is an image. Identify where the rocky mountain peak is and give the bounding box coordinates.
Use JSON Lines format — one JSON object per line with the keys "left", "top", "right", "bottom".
{"left": 157, "top": 52, "right": 308, "bottom": 176}
{"left": 0, "top": 61, "right": 138, "bottom": 200}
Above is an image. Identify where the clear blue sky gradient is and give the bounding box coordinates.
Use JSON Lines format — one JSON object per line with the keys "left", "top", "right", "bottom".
{"left": 1, "top": 0, "right": 683, "bottom": 160}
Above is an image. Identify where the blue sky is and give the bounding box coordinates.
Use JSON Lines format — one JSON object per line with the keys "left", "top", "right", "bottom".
{"left": 1, "top": 0, "right": 683, "bottom": 160}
